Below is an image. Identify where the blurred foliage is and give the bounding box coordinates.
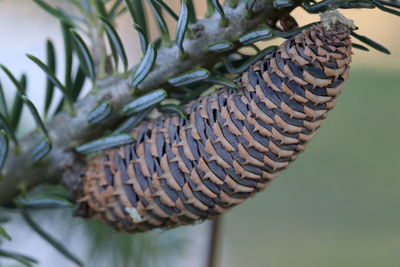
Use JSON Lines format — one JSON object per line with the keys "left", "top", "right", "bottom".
{"left": 84, "top": 220, "right": 189, "bottom": 267}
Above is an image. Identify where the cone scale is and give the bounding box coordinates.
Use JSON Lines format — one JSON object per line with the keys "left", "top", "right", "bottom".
{"left": 77, "top": 21, "right": 353, "bottom": 232}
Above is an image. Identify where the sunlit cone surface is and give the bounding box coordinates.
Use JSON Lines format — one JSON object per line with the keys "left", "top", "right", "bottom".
{"left": 78, "top": 22, "right": 352, "bottom": 232}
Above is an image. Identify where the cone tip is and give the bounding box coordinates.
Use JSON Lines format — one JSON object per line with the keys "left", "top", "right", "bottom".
{"left": 320, "top": 10, "right": 356, "bottom": 30}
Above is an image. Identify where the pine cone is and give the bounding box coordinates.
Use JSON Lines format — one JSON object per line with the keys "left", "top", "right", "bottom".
{"left": 77, "top": 22, "right": 352, "bottom": 232}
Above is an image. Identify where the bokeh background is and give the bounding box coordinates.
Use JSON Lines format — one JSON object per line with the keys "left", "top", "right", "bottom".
{"left": 0, "top": 0, "right": 399, "bottom": 267}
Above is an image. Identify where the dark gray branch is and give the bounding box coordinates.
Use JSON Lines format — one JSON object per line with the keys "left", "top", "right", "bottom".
{"left": 0, "top": 0, "right": 299, "bottom": 206}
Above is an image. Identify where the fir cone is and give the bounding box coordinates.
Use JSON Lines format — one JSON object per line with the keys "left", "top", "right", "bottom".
{"left": 77, "top": 21, "right": 353, "bottom": 232}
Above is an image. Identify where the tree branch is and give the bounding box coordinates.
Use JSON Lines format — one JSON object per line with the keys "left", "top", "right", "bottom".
{"left": 0, "top": 0, "right": 300, "bottom": 207}
{"left": 207, "top": 217, "right": 222, "bottom": 267}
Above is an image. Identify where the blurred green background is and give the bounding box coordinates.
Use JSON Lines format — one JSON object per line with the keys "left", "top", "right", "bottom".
{"left": 220, "top": 68, "right": 400, "bottom": 267}
{"left": 0, "top": 1, "right": 399, "bottom": 266}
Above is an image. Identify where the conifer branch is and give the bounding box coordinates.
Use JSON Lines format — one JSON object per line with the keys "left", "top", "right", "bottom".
{"left": 0, "top": 0, "right": 301, "bottom": 206}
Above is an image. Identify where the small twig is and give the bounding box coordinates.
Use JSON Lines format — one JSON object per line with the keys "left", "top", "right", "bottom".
{"left": 88, "top": 20, "right": 108, "bottom": 78}
{"left": 207, "top": 217, "right": 222, "bottom": 267}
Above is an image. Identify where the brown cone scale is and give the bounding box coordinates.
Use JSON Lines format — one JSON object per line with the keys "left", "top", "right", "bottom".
{"left": 77, "top": 22, "right": 352, "bottom": 232}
